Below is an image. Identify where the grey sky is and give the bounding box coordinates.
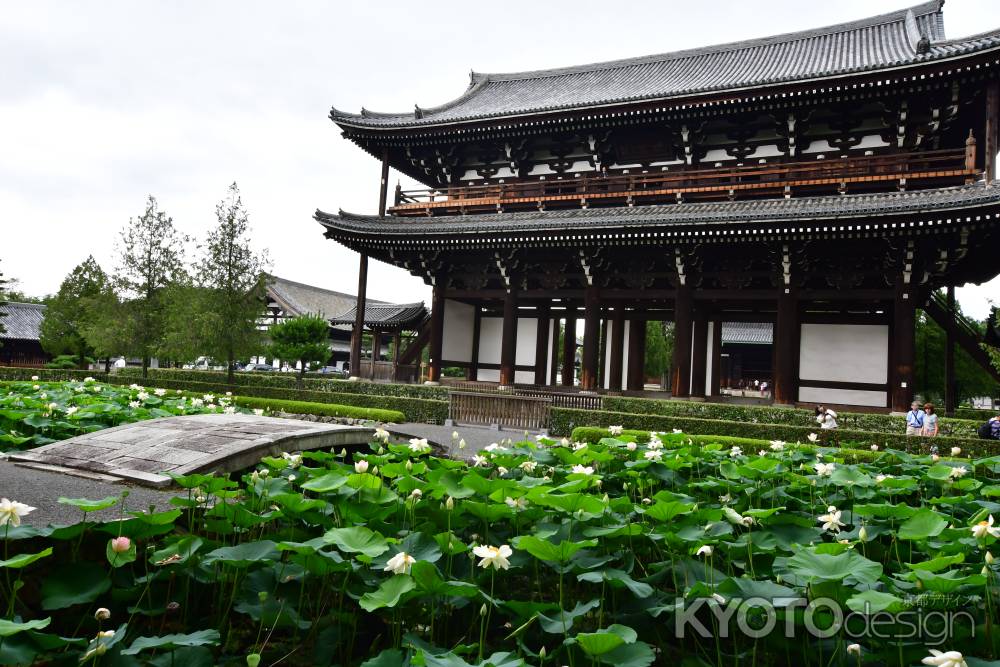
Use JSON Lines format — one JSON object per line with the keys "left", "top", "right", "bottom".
{"left": 1, "top": 0, "right": 997, "bottom": 317}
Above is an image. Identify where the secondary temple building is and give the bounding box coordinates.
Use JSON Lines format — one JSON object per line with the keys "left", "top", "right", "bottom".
{"left": 317, "top": 2, "right": 1000, "bottom": 412}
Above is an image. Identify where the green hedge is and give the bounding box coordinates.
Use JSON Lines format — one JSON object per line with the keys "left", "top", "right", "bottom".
{"left": 602, "top": 396, "right": 983, "bottom": 439}
{"left": 102, "top": 376, "right": 447, "bottom": 424}
{"left": 0, "top": 367, "right": 109, "bottom": 382}
{"left": 551, "top": 407, "right": 1000, "bottom": 456}
{"left": 955, "top": 407, "right": 999, "bottom": 421}
{"left": 232, "top": 396, "right": 404, "bottom": 423}
{"left": 115, "top": 367, "right": 450, "bottom": 400}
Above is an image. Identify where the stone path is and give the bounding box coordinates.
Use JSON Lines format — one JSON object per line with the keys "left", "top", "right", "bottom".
{"left": 8, "top": 414, "right": 373, "bottom": 487}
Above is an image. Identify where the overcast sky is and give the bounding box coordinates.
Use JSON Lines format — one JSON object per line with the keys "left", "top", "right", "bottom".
{"left": 2, "top": 0, "right": 997, "bottom": 318}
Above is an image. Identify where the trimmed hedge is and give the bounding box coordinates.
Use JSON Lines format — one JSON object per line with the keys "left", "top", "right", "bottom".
{"left": 232, "top": 396, "right": 404, "bottom": 423}
{"left": 955, "top": 407, "right": 999, "bottom": 421}
{"left": 551, "top": 407, "right": 1000, "bottom": 456}
{"left": 602, "top": 395, "right": 983, "bottom": 439}
{"left": 115, "top": 367, "right": 450, "bottom": 400}
{"left": 0, "top": 366, "right": 109, "bottom": 382}
{"left": 102, "top": 376, "right": 447, "bottom": 424}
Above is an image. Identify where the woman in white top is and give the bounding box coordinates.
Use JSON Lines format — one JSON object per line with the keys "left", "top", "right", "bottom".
{"left": 815, "top": 405, "right": 838, "bottom": 429}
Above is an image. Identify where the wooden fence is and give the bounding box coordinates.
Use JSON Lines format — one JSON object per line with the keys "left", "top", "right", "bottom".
{"left": 448, "top": 391, "right": 552, "bottom": 430}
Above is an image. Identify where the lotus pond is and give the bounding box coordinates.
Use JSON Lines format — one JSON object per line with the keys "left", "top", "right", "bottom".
{"left": 3, "top": 429, "right": 1000, "bottom": 666}
{"left": 0, "top": 378, "right": 251, "bottom": 452}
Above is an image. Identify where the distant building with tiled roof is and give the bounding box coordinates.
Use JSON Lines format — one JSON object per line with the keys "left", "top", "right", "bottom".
{"left": 0, "top": 302, "right": 49, "bottom": 367}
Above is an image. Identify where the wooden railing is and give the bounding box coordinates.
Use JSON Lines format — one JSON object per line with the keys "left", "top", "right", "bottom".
{"left": 391, "top": 148, "right": 977, "bottom": 216}
{"left": 356, "top": 361, "right": 419, "bottom": 383}
{"left": 438, "top": 378, "right": 604, "bottom": 410}
{"left": 449, "top": 391, "right": 552, "bottom": 430}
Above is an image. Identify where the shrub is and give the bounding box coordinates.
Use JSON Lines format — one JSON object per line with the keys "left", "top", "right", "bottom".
{"left": 233, "top": 396, "right": 404, "bottom": 423}
{"left": 0, "top": 366, "right": 108, "bottom": 382}
{"left": 602, "top": 395, "right": 983, "bottom": 438}
{"left": 552, "top": 407, "right": 998, "bottom": 456}
{"left": 955, "top": 407, "right": 999, "bottom": 421}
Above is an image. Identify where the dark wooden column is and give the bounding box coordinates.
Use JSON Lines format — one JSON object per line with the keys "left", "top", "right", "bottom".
{"left": 671, "top": 284, "right": 693, "bottom": 398}
{"left": 580, "top": 287, "right": 600, "bottom": 391}
{"left": 945, "top": 286, "right": 956, "bottom": 415}
{"left": 709, "top": 320, "right": 722, "bottom": 396}
{"left": 690, "top": 312, "right": 708, "bottom": 398}
{"left": 370, "top": 329, "right": 381, "bottom": 377}
{"left": 549, "top": 315, "right": 560, "bottom": 386}
{"left": 773, "top": 287, "right": 798, "bottom": 406}
{"left": 392, "top": 331, "right": 401, "bottom": 381}
{"left": 609, "top": 309, "right": 625, "bottom": 391}
{"left": 891, "top": 279, "right": 916, "bottom": 412}
{"left": 468, "top": 306, "right": 482, "bottom": 381}
{"left": 598, "top": 319, "right": 609, "bottom": 389}
{"left": 534, "top": 304, "right": 550, "bottom": 386}
{"left": 427, "top": 285, "right": 445, "bottom": 384}
{"left": 626, "top": 319, "right": 645, "bottom": 391}
{"left": 562, "top": 307, "right": 577, "bottom": 386}
{"left": 986, "top": 80, "right": 999, "bottom": 182}
{"left": 499, "top": 288, "right": 518, "bottom": 387}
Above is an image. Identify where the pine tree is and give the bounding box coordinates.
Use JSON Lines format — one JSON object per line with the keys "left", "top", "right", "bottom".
{"left": 268, "top": 315, "right": 331, "bottom": 388}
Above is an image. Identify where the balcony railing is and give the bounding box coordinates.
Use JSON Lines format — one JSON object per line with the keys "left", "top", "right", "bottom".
{"left": 390, "top": 148, "right": 978, "bottom": 217}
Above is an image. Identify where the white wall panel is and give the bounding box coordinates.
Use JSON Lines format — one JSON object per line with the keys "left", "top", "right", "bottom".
{"left": 621, "top": 322, "right": 630, "bottom": 391}
{"left": 705, "top": 322, "right": 714, "bottom": 394}
{"left": 798, "top": 386, "right": 888, "bottom": 407}
{"left": 799, "top": 324, "right": 888, "bottom": 384}
{"left": 441, "top": 300, "right": 474, "bottom": 363}
{"left": 478, "top": 318, "right": 502, "bottom": 365}
{"left": 515, "top": 318, "right": 537, "bottom": 367}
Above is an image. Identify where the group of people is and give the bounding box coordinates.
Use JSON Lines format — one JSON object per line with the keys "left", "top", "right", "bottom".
{"left": 905, "top": 401, "right": 939, "bottom": 437}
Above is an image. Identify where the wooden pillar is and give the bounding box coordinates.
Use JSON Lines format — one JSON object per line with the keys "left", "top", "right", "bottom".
{"left": 773, "top": 287, "right": 798, "bottom": 405}
{"left": 499, "top": 289, "right": 518, "bottom": 387}
{"left": 549, "top": 315, "right": 560, "bottom": 386}
{"left": 891, "top": 279, "right": 916, "bottom": 412}
{"left": 626, "top": 319, "right": 645, "bottom": 391}
{"left": 671, "top": 284, "right": 693, "bottom": 398}
{"left": 468, "top": 306, "right": 481, "bottom": 381}
{"left": 349, "top": 255, "right": 368, "bottom": 379}
{"left": 426, "top": 285, "right": 445, "bottom": 384}
{"left": 370, "top": 329, "right": 381, "bottom": 377}
{"left": 710, "top": 320, "right": 722, "bottom": 396}
{"left": 690, "top": 313, "right": 708, "bottom": 398}
{"left": 392, "top": 330, "right": 401, "bottom": 380}
{"left": 377, "top": 147, "right": 391, "bottom": 216}
{"left": 609, "top": 309, "right": 625, "bottom": 391}
{"left": 945, "top": 286, "right": 957, "bottom": 415}
{"left": 581, "top": 287, "right": 600, "bottom": 391}
{"left": 562, "top": 307, "right": 577, "bottom": 387}
{"left": 534, "top": 304, "right": 550, "bottom": 386}
{"left": 986, "top": 81, "right": 999, "bottom": 183}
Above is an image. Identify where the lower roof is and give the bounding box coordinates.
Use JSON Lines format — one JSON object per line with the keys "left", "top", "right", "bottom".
{"left": 0, "top": 302, "right": 45, "bottom": 341}
{"left": 328, "top": 302, "right": 428, "bottom": 329}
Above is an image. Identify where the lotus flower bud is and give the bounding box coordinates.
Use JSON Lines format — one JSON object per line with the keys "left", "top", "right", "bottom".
{"left": 247, "top": 654, "right": 262, "bottom": 667}
{"left": 987, "top": 551, "right": 995, "bottom": 564}
{"left": 445, "top": 496, "right": 455, "bottom": 511}
{"left": 480, "top": 603, "right": 488, "bottom": 617}
{"left": 94, "top": 607, "right": 111, "bottom": 621}
{"left": 406, "top": 459, "right": 413, "bottom": 472}
{"left": 858, "top": 526, "right": 868, "bottom": 542}
{"left": 539, "top": 646, "right": 546, "bottom": 658}
{"left": 110, "top": 536, "right": 131, "bottom": 553}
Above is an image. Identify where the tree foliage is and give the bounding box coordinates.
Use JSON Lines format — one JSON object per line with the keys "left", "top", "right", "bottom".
{"left": 114, "top": 196, "right": 188, "bottom": 377}
{"left": 0, "top": 258, "right": 7, "bottom": 341}
{"left": 915, "top": 309, "right": 999, "bottom": 405}
{"left": 267, "top": 315, "right": 331, "bottom": 387}
{"left": 39, "top": 256, "right": 112, "bottom": 368}
{"left": 644, "top": 321, "right": 675, "bottom": 386}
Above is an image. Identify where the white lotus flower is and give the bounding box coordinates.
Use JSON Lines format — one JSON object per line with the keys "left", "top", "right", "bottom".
{"left": 871, "top": 444, "right": 879, "bottom": 451}
{"left": 971, "top": 515, "right": 1000, "bottom": 540}
{"left": 505, "top": 496, "right": 527, "bottom": 511}
{"left": 951, "top": 447, "right": 962, "bottom": 457}
{"left": 497, "top": 466, "right": 509, "bottom": 475}
{"left": 84, "top": 376, "right": 95, "bottom": 383}
{"left": 472, "top": 455, "right": 489, "bottom": 467}
{"left": 374, "top": 427, "right": 390, "bottom": 441}
{"left": 815, "top": 462, "right": 836, "bottom": 476}
{"left": 282, "top": 452, "right": 302, "bottom": 468}
{"left": 203, "top": 394, "right": 215, "bottom": 403}
{"left": 559, "top": 437, "right": 570, "bottom": 447}
{"left": 484, "top": 442, "right": 506, "bottom": 453}
{"left": 643, "top": 450, "right": 663, "bottom": 462}
{"left": 648, "top": 436, "right": 663, "bottom": 450}
{"left": 519, "top": 460, "right": 537, "bottom": 473}
{"left": 730, "top": 447, "right": 743, "bottom": 457}
{"left": 473, "top": 544, "right": 513, "bottom": 570}
{"left": 719, "top": 494, "right": 732, "bottom": 504}
{"left": 608, "top": 425, "right": 624, "bottom": 436}
{"left": 65, "top": 406, "right": 79, "bottom": 416}
{"left": 740, "top": 516, "right": 755, "bottom": 527}
{"left": 875, "top": 473, "right": 892, "bottom": 483}
{"left": 949, "top": 466, "right": 967, "bottom": 479}
{"left": 30, "top": 375, "right": 39, "bottom": 381}
{"left": 408, "top": 438, "right": 431, "bottom": 453}
{"left": 625, "top": 442, "right": 637, "bottom": 451}
{"left": 154, "top": 388, "right": 167, "bottom": 396}
{"left": 253, "top": 408, "right": 264, "bottom": 416}
{"left": 224, "top": 406, "right": 237, "bottom": 415}
{"left": 354, "top": 460, "right": 369, "bottom": 474}
{"left": 137, "top": 391, "right": 149, "bottom": 401}
{"left": 921, "top": 649, "right": 967, "bottom": 667}
{"left": 847, "top": 644, "right": 861, "bottom": 656}
{"left": 672, "top": 429, "right": 684, "bottom": 434}
{"left": 932, "top": 454, "right": 941, "bottom": 462}
{"left": 409, "top": 488, "right": 422, "bottom": 500}
{"left": 571, "top": 464, "right": 594, "bottom": 475}
{"left": 384, "top": 551, "right": 416, "bottom": 575}
{"left": 128, "top": 401, "right": 141, "bottom": 409}
{"left": 769, "top": 440, "right": 785, "bottom": 451}
{"left": 807, "top": 433, "right": 819, "bottom": 443}
{"left": 818, "top": 506, "right": 846, "bottom": 533}
{"left": 696, "top": 545, "right": 713, "bottom": 557}
{"left": 0, "top": 498, "right": 36, "bottom": 527}
{"left": 191, "top": 398, "right": 204, "bottom": 407}
{"left": 758, "top": 450, "right": 768, "bottom": 457}
{"left": 572, "top": 441, "right": 588, "bottom": 451}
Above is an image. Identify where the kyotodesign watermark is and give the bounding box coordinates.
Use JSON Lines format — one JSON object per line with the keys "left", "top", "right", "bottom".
{"left": 674, "top": 595, "right": 976, "bottom": 645}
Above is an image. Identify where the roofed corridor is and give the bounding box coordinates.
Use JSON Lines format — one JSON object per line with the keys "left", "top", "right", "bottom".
{"left": 389, "top": 147, "right": 978, "bottom": 216}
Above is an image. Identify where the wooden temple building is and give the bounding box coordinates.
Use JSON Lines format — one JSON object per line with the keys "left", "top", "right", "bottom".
{"left": 317, "top": 2, "right": 1000, "bottom": 412}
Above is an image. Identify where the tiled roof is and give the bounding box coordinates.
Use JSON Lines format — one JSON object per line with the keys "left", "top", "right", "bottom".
{"left": 316, "top": 182, "right": 1000, "bottom": 239}
{"left": 331, "top": 2, "right": 1000, "bottom": 129}
{"left": 328, "top": 302, "right": 428, "bottom": 329}
{"left": 722, "top": 322, "right": 773, "bottom": 345}
{"left": 0, "top": 302, "right": 45, "bottom": 341}
{"left": 266, "top": 276, "right": 389, "bottom": 319}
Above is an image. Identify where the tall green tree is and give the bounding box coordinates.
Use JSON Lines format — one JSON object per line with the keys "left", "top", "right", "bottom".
{"left": 268, "top": 315, "right": 331, "bottom": 388}
{"left": 39, "top": 257, "right": 112, "bottom": 368}
{"left": 915, "top": 308, "right": 999, "bottom": 405}
{"left": 645, "top": 321, "right": 675, "bottom": 388}
{"left": 115, "top": 196, "right": 188, "bottom": 378}
{"left": 192, "top": 183, "right": 269, "bottom": 383}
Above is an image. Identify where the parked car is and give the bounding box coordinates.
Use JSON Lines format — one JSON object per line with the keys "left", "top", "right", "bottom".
{"left": 244, "top": 363, "right": 275, "bottom": 372}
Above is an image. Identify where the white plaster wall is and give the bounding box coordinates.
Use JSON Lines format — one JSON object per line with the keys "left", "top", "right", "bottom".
{"left": 705, "top": 322, "right": 714, "bottom": 394}
{"left": 515, "top": 318, "right": 537, "bottom": 368}
{"left": 442, "top": 300, "right": 474, "bottom": 364}
{"left": 621, "top": 322, "right": 630, "bottom": 391}
{"left": 546, "top": 321, "right": 556, "bottom": 385}
{"left": 478, "top": 317, "right": 502, "bottom": 365}
{"left": 603, "top": 321, "right": 613, "bottom": 390}
{"left": 799, "top": 386, "right": 888, "bottom": 407}
{"left": 799, "top": 323, "right": 889, "bottom": 384}
{"left": 477, "top": 369, "right": 500, "bottom": 382}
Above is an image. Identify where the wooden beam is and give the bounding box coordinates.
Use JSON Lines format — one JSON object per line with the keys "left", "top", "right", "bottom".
{"left": 986, "top": 81, "right": 999, "bottom": 183}
{"left": 671, "top": 285, "right": 693, "bottom": 398}
{"left": 378, "top": 147, "right": 391, "bottom": 216}
{"left": 580, "top": 286, "right": 600, "bottom": 391}
{"left": 534, "top": 303, "right": 550, "bottom": 385}
{"left": 773, "top": 287, "right": 798, "bottom": 405}
{"left": 500, "top": 289, "right": 518, "bottom": 387}
{"left": 562, "top": 306, "right": 577, "bottom": 387}
{"left": 945, "top": 286, "right": 956, "bottom": 414}
{"left": 626, "top": 319, "right": 645, "bottom": 391}
{"left": 349, "top": 254, "right": 368, "bottom": 379}
{"left": 609, "top": 309, "right": 625, "bottom": 391}
{"left": 427, "top": 285, "right": 445, "bottom": 384}
{"left": 709, "top": 320, "right": 722, "bottom": 396}
{"left": 891, "top": 279, "right": 916, "bottom": 412}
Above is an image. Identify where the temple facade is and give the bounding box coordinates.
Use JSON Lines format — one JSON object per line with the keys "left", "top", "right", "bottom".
{"left": 317, "top": 1, "right": 1000, "bottom": 412}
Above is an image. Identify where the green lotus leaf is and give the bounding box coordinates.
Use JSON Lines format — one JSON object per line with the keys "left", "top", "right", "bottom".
{"left": 323, "top": 527, "right": 390, "bottom": 558}
{"left": 57, "top": 496, "right": 120, "bottom": 512}
{"left": 121, "top": 629, "right": 221, "bottom": 655}
{"left": 575, "top": 624, "right": 637, "bottom": 656}
{"left": 0, "top": 617, "right": 50, "bottom": 637}
{"left": 513, "top": 535, "right": 597, "bottom": 563}
{"left": 0, "top": 547, "right": 52, "bottom": 569}
{"left": 203, "top": 540, "right": 279, "bottom": 567}
{"left": 897, "top": 509, "right": 949, "bottom": 540}
{"left": 359, "top": 574, "right": 416, "bottom": 612}
{"left": 41, "top": 562, "right": 111, "bottom": 609}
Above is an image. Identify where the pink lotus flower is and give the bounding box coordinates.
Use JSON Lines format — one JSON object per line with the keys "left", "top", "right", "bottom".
{"left": 110, "top": 536, "right": 131, "bottom": 553}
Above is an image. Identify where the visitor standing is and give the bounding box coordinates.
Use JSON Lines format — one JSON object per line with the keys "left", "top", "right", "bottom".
{"left": 980, "top": 415, "right": 1000, "bottom": 440}
{"left": 905, "top": 401, "right": 925, "bottom": 436}
{"left": 815, "top": 405, "right": 838, "bottom": 429}
{"left": 921, "top": 403, "right": 939, "bottom": 437}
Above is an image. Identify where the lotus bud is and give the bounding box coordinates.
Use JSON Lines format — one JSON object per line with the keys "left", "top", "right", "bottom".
{"left": 339, "top": 448, "right": 347, "bottom": 457}
{"left": 354, "top": 460, "right": 369, "bottom": 474}
{"left": 458, "top": 439, "right": 467, "bottom": 449}
{"left": 480, "top": 603, "right": 488, "bottom": 617}
{"left": 445, "top": 496, "right": 455, "bottom": 511}
{"left": 247, "top": 654, "right": 262, "bottom": 667}
{"left": 846, "top": 644, "right": 861, "bottom": 656}
{"left": 98, "top": 630, "right": 115, "bottom": 639}
{"left": 987, "top": 551, "right": 995, "bottom": 564}
{"left": 371, "top": 466, "right": 378, "bottom": 476}
{"left": 602, "top": 493, "right": 610, "bottom": 504}
{"left": 452, "top": 431, "right": 459, "bottom": 440}
{"left": 539, "top": 646, "right": 547, "bottom": 659}
{"left": 94, "top": 607, "right": 111, "bottom": 621}
{"left": 258, "top": 591, "right": 268, "bottom": 602}
{"left": 110, "top": 536, "right": 131, "bottom": 553}
{"left": 984, "top": 566, "right": 991, "bottom": 576}
{"left": 858, "top": 526, "right": 868, "bottom": 542}
{"left": 951, "top": 447, "right": 962, "bottom": 457}
{"left": 405, "top": 459, "right": 413, "bottom": 472}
